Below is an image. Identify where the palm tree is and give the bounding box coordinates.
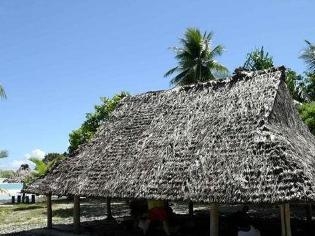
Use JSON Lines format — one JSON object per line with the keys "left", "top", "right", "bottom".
{"left": 26, "top": 154, "right": 65, "bottom": 183}
{"left": 0, "top": 84, "right": 6, "bottom": 99}
{"left": 29, "top": 157, "right": 49, "bottom": 178}
{"left": 300, "top": 40, "right": 315, "bottom": 73}
{"left": 243, "top": 47, "right": 273, "bottom": 71}
{"left": 164, "top": 28, "right": 228, "bottom": 86}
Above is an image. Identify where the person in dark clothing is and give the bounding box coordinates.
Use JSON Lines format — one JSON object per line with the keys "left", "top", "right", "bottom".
{"left": 236, "top": 206, "right": 251, "bottom": 231}
{"left": 228, "top": 206, "right": 251, "bottom": 235}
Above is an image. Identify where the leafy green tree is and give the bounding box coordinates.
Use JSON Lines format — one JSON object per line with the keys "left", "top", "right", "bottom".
{"left": 242, "top": 48, "right": 308, "bottom": 102}
{"left": 164, "top": 28, "right": 228, "bottom": 86}
{"left": 68, "top": 92, "right": 128, "bottom": 154}
{"left": 292, "top": 41, "right": 315, "bottom": 136}
{"left": 43, "top": 152, "right": 66, "bottom": 164}
{"left": 28, "top": 157, "right": 48, "bottom": 178}
{"left": 299, "top": 102, "right": 315, "bottom": 135}
{"left": 297, "top": 40, "right": 315, "bottom": 102}
{"left": 26, "top": 153, "right": 65, "bottom": 183}
{"left": 303, "top": 73, "right": 315, "bottom": 101}
{"left": 285, "top": 69, "right": 306, "bottom": 102}
{"left": 243, "top": 47, "right": 274, "bottom": 71}
{"left": 300, "top": 40, "right": 315, "bottom": 74}
{"left": 67, "top": 92, "right": 128, "bottom": 217}
{"left": 0, "top": 170, "right": 15, "bottom": 178}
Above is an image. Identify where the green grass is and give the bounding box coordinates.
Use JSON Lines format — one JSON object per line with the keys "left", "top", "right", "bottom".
{"left": 0, "top": 200, "right": 74, "bottom": 232}
{"left": 0, "top": 203, "right": 47, "bottom": 227}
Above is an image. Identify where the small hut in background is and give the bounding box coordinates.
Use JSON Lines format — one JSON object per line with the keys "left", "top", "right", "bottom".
{"left": 26, "top": 67, "right": 315, "bottom": 236}
{"left": 4, "top": 164, "right": 31, "bottom": 183}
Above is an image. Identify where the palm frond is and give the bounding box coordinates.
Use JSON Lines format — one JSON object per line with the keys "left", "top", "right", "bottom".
{"left": 300, "top": 40, "right": 315, "bottom": 73}
{"left": 210, "top": 45, "right": 224, "bottom": 57}
{"left": 164, "top": 67, "right": 178, "bottom": 78}
{"left": 165, "top": 28, "right": 227, "bottom": 86}
{"left": 29, "top": 157, "right": 48, "bottom": 177}
{"left": 211, "top": 61, "right": 229, "bottom": 73}
{"left": 170, "top": 68, "right": 191, "bottom": 85}
{"left": 0, "top": 85, "right": 6, "bottom": 99}
{"left": 243, "top": 47, "right": 273, "bottom": 71}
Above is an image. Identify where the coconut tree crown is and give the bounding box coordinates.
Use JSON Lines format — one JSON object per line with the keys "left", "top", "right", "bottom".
{"left": 164, "top": 28, "right": 228, "bottom": 86}
{"left": 300, "top": 40, "right": 315, "bottom": 73}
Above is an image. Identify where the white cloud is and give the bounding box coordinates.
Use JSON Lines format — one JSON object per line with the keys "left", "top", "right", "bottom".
{"left": 11, "top": 160, "right": 28, "bottom": 169}
{"left": 25, "top": 149, "right": 45, "bottom": 160}
{"left": 0, "top": 159, "right": 31, "bottom": 170}
{"left": 0, "top": 149, "right": 46, "bottom": 171}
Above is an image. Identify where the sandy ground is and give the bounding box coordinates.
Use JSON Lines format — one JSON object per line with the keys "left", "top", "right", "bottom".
{"left": 0, "top": 198, "right": 130, "bottom": 234}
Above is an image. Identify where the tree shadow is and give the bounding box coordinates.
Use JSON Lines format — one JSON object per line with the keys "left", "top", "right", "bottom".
{"left": 13, "top": 205, "right": 45, "bottom": 211}
{"left": 52, "top": 208, "right": 73, "bottom": 218}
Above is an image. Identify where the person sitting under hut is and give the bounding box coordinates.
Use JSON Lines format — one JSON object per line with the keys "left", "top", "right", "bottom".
{"left": 146, "top": 199, "right": 171, "bottom": 236}
{"left": 232, "top": 206, "right": 261, "bottom": 236}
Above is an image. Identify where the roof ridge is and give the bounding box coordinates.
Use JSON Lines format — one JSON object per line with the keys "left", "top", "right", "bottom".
{"left": 256, "top": 78, "right": 285, "bottom": 135}
{"left": 136, "top": 66, "right": 286, "bottom": 97}
{"left": 265, "top": 66, "right": 287, "bottom": 121}
{"left": 233, "top": 66, "right": 286, "bottom": 79}
{"left": 253, "top": 67, "right": 287, "bottom": 134}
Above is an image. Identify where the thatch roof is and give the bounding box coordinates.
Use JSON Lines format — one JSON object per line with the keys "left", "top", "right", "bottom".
{"left": 26, "top": 67, "right": 315, "bottom": 204}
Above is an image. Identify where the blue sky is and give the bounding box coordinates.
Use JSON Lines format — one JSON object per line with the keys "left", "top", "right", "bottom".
{"left": 0, "top": 0, "right": 314, "bottom": 170}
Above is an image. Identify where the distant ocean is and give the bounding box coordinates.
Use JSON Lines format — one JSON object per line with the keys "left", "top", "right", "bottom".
{"left": 0, "top": 183, "right": 23, "bottom": 201}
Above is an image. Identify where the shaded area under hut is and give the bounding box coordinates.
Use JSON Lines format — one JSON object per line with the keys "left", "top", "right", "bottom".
{"left": 25, "top": 67, "right": 315, "bottom": 236}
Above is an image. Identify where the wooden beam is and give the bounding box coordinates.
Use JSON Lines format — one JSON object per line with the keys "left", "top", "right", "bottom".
{"left": 209, "top": 204, "right": 219, "bottom": 236}
{"left": 189, "top": 201, "right": 194, "bottom": 217}
{"left": 73, "top": 195, "right": 80, "bottom": 233}
{"left": 306, "top": 203, "right": 312, "bottom": 224}
{"left": 46, "top": 193, "right": 52, "bottom": 229}
{"left": 280, "top": 203, "right": 292, "bottom": 236}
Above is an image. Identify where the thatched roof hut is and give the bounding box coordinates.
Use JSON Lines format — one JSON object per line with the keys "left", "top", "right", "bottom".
{"left": 26, "top": 67, "right": 315, "bottom": 205}
{"left": 4, "top": 164, "right": 31, "bottom": 183}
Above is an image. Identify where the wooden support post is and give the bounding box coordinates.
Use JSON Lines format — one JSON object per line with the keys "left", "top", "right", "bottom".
{"left": 280, "top": 203, "right": 292, "bottom": 236}
{"left": 73, "top": 195, "right": 80, "bottom": 233}
{"left": 22, "top": 182, "right": 26, "bottom": 203}
{"left": 284, "top": 204, "right": 292, "bottom": 236}
{"left": 280, "top": 205, "right": 285, "bottom": 236}
{"left": 306, "top": 203, "right": 313, "bottom": 234}
{"left": 306, "top": 203, "right": 312, "bottom": 224}
{"left": 46, "top": 193, "right": 52, "bottom": 229}
{"left": 209, "top": 204, "right": 219, "bottom": 236}
{"left": 107, "top": 197, "right": 113, "bottom": 219}
{"left": 189, "top": 201, "right": 194, "bottom": 217}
